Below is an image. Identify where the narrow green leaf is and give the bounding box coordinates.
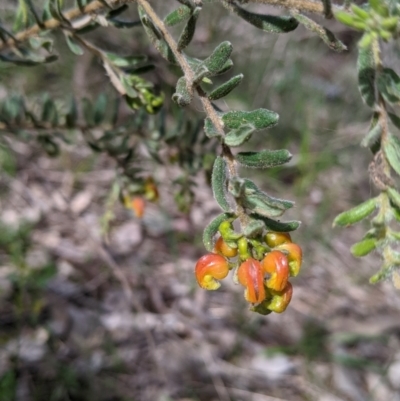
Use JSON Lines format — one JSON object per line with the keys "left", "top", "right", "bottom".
{"left": 250, "top": 214, "right": 301, "bottom": 232}
{"left": 64, "top": 33, "right": 84, "bottom": 56}
{"left": 377, "top": 68, "right": 400, "bottom": 104}
{"left": 65, "top": 97, "right": 77, "bottom": 128}
{"left": 292, "top": 11, "right": 346, "bottom": 52}
{"left": 203, "top": 213, "right": 234, "bottom": 252}
{"left": 350, "top": 5, "right": 369, "bottom": 20}
{"left": 41, "top": 95, "right": 58, "bottom": 126}
{"left": 204, "top": 117, "right": 222, "bottom": 138}
{"left": 243, "top": 218, "right": 265, "bottom": 238}
{"left": 224, "top": 124, "right": 255, "bottom": 147}
{"left": 389, "top": 112, "right": 400, "bottom": 129}
{"left": 361, "top": 118, "right": 382, "bottom": 148}
{"left": 177, "top": 6, "right": 200, "bottom": 51}
{"left": 333, "top": 197, "right": 377, "bottom": 227}
{"left": 387, "top": 187, "right": 400, "bottom": 209}
{"left": 222, "top": 109, "right": 279, "bottom": 131}
{"left": 164, "top": 5, "right": 191, "bottom": 26}
{"left": 211, "top": 156, "right": 231, "bottom": 212}
{"left": 236, "top": 149, "right": 292, "bottom": 168}
{"left": 227, "top": 2, "right": 298, "bottom": 33}
{"left": 172, "top": 76, "right": 193, "bottom": 107}
{"left": 208, "top": 74, "right": 243, "bottom": 101}
{"left": 241, "top": 179, "right": 294, "bottom": 217}
{"left": 357, "top": 44, "right": 376, "bottom": 108}
{"left": 197, "top": 41, "right": 233, "bottom": 77}
{"left": 351, "top": 238, "right": 377, "bottom": 256}
{"left": 384, "top": 134, "right": 400, "bottom": 176}
{"left": 94, "top": 93, "right": 107, "bottom": 125}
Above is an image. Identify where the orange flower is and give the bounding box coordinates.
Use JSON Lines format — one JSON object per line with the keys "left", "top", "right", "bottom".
{"left": 265, "top": 232, "right": 292, "bottom": 248}
{"left": 264, "top": 282, "right": 293, "bottom": 313}
{"left": 195, "top": 253, "right": 229, "bottom": 290}
{"left": 131, "top": 197, "right": 145, "bottom": 218}
{"left": 276, "top": 243, "right": 302, "bottom": 277}
{"left": 214, "top": 237, "right": 238, "bottom": 258}
{"left": 237, "top": 258, "right": 266, "bottom": 304}
{"left": 261, "top": 250, "right": 289, "bottom": 291}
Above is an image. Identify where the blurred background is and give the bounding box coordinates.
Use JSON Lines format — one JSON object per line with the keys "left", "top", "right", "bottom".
{"left": 0, "top": 1, "right": 400, "bottom": 400}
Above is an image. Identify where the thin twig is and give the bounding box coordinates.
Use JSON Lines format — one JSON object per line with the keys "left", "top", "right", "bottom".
{"left": 0, "top": 0, "right": 137, "bottom": 51}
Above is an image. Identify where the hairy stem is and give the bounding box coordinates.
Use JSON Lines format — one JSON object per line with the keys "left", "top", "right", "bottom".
{"left": 137, "top": 0, "right": 248, "bottom": 225}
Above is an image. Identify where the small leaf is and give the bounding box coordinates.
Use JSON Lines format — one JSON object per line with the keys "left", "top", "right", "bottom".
{"left": 196, "top": 41, "right": 233, "bottom": 77}
{"left": 357, "top": 44, "right": 376, "bottom": 108}
{"left": 208, "top": 74, "right": 243, "bottom": 100}
{"left": 224, "top": 124, "right": 255, "bottom": 147}
{"left": 250, "top": 214, "right": 301, "bottom": 232}
{"left": 164, "top": 5, "right": 191, "bottom": 26}
{"left": 243, "top": 218, "right": 265, "bottom": 238}
{"left": 388, "top": 112, "right": 400, "bottom": 130}
{"left": 361, "top": 117, "right": 382, "bottom": 148}
{"left": 94, "top": 93, "right": 107, "bottom": 125}
{"left": 222, "top": 109, "right": 279, "bottom": 130}
{"left": 387, "top": 187, "right": 400, "bottom": 209}
{"left": 227, "top": 2, "right": 298, "bottom": 33}
{"left": 236, "top": 149, "right": 292, "bottom": 168}
{"left": 211, "top": 156, "right": 231, "bottom": 212}
{"left": 172, "top": 76, "right": 193, "bottom": 107}
{"left": 65, "top": 97, "right": 77, "bottom": 128}
{"left": 383, "top": 134, "right": 400, "bottom": 176}
{"left": 241, "top": 179, "right": 294, "bottom": 217}
{"left": 41, "top": 95, "right": 58, "bottom": 126}
{"left": 64, "top": 33, "right": 84, "bottom": 56}
{"left": 203, "top": 213, "right": 234, "bottom": 252}
{"left": 204, "top": 117, "right": 222, "bottom": 138}
{"left": 377, "top": 68, "right": 400, "bottom": 104}
{"left": 333, "top": 197, "right": 377, "bottom": 227}
{"left": 292, "top": 11, "right": 346, "bottom": 52}
{"left": 351, "top": 238, "right": 377, "bottom": 256}
{"left": 177, "top": 7, "right": 201, "bottom": 51}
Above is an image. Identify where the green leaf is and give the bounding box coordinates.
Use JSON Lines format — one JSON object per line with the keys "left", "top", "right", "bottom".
{"left": 388, "top": 112, "right": 400, "bottom": 130}
{"left": 377, "top": 68, "right": 400, "bottom": 104}
{"left": 195, "top": 41, "right": 233, "bottom": 78}
{"left": 357, "top": 44, "right": 376, "bottom": 108}
{"left": 361, "top": 116, "right": 382, "bottom": 148}
{"left": 243, "top": 218, "right": 265, "bottom": 238}
{"left": 172, "top": 76, "right": 193, "bottom": 107}
{"left": 138, "top": 6, "right": 177, "bottom": 64}
{"left": 241, "top": 179, "right": 294, "bottom": 217}
{"left": 94, "top": 93, "right": 107, "bottom": 125}
{"left": 204, "top": 117, "right": 222, "bottom": 138}
{"left": 164, "top": 5, "right": 191, "bottom": 26}
{"left": 208, "top": 74, "right": 243, "bottom": 100}
{"left": 41, "top": 95, "right": 58, "bottom": 126}
{"left": 335, "top": 11, "right": 366, "bottom": 29}
{"left": 211, "top": 156, "right": 231, "bottom": 212}
{"left": 222, "top": 109, "right": 279, "bottom": 130}
{"left": 203, "top": 213, "right": 234, "bottom": 252}
{"left": 333, "top": 197, "right": 377, "bottom": 227}
{"left": 105, "top": 53, "right": 147, "bottom": 68}
{"left": 177, "top": 7, "right": 200, "bottom": 51}
{"left": 383, "top": 134, "right": 400, "bottom": 176}
{"left": 224, "top": 124, "right": 255, "bottom": 147}
{"left": 228, "top": 3, "right": 298, "bottom": 33}
{"left": 65, "top": 97, "right": 77, "bottom": 128}
{"left": 350, "top": 5, "right": 370, "bottom": 20}
{"left": 236, "top": 149, "right": 292, "bottom": 168}
{"left": 64, "top": 33, "right": 84, "bottom": 56}
{"left": 250, "top": 214, "right": 301, "bottom": 232}
{"left": 293, "top": 12, "right": 347, "bottom": 52}
{"left": 351, "top": 238, "right": 377, "bottom": 257}
{"left": 387, "top": 187, "right": 400, "bottom": 209}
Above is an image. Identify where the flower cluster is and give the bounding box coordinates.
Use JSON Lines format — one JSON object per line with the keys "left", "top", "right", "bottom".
{"left": 195, "top": 222, "right": 302, "bottom": 315}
